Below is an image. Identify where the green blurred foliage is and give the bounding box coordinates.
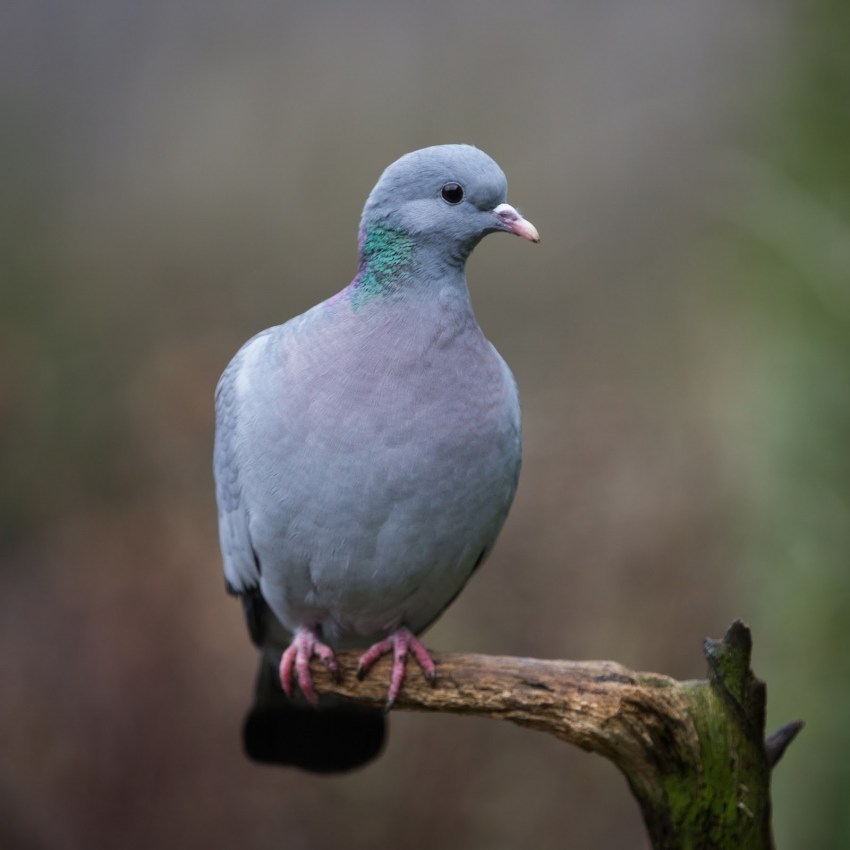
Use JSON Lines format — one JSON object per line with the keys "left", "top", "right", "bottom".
{"left": 722, "top": 2, "right": 850, "bottom": 845}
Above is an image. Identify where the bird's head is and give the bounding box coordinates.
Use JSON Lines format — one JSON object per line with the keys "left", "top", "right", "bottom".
{"left": 359, "top": 144, "right": 539, "bottom": 267}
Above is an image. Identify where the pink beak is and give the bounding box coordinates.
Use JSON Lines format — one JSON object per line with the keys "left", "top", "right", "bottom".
{"left": 492, "top": 203, "right": 540, "bottom": 243}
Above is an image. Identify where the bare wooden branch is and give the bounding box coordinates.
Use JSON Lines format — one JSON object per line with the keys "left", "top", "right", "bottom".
{"left": 765, "top": 721, "right": 804, "bottom": 769}
{"left": 312, "top": 621, "right": 801, "bottom": 850}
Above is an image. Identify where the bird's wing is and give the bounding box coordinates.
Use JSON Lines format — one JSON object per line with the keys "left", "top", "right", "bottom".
{"left": 213, "top": 329, "right": 273, "bottom": 594}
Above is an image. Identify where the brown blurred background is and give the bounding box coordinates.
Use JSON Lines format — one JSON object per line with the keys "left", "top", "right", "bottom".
{"left": 2, "top": 1, "right": 848, "bottom": 847}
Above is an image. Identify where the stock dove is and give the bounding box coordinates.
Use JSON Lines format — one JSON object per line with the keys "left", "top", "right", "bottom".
{"left": 214, "top": 144, "right": 538, "bottom": 771}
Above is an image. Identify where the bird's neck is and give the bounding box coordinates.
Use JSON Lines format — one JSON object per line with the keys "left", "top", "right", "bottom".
{"left": 350, "top": 224, "right": 415, "bottom": 307}
{"left": 347, "top": 222, "right": 471, "bottom": 310}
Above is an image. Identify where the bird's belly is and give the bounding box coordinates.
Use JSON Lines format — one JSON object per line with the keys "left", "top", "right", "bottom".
{"left": 250, "top": 401, "right": 518, "bottom": 646}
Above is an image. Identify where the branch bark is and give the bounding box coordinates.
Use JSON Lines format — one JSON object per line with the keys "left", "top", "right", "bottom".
{"left": 312, "top": 620, "right": 801, "bottom": 850}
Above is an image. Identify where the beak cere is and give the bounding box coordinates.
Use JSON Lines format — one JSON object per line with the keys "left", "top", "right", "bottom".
{"left": 492, "top": 203, "right": 540, "bottom": 243}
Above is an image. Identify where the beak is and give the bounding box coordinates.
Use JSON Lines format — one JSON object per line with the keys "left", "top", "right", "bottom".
{"left": 492, "top": 203, "right": 540, "bottom": 243}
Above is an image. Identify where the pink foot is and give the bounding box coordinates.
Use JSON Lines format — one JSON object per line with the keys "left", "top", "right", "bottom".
{"left": 279, "top": 628, "right": 339, "bottom": 706}
{"left": 356, "top": 626, "right": 436, "bottom": 709}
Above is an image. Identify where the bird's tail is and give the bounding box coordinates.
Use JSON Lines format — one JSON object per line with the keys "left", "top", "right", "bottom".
{"left": 243, "top": 654, "right": 386, "bottom": 772}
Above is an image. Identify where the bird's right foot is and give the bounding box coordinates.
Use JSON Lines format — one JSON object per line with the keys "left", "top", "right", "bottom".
{"left": 279, "top": 628, "right": 339, "bottom": 705}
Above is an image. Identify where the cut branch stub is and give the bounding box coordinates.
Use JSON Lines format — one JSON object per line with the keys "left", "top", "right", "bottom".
{"left": 310, "top": 622, "right": 800, "bottom": 850}
{"left": 704, "top": 618, "right": 766, "bottom": 738}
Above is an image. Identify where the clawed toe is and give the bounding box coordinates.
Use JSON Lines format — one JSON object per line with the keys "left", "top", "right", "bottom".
{"left": 357, "top": 627, "right": 436, "bottom": 709}
{"left": 280, "top": 626, "right": 435, "bottom": 709}
{"left": 279, "top": 628, "right": 338, "bottom": 705}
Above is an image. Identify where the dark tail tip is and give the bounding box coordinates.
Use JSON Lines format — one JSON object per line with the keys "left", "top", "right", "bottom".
{"left": 243, "top": 653, "right": 386, "bottom": 773}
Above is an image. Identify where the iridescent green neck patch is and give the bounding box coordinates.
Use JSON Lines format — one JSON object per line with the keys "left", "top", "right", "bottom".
{"left": 350, "top": 225, "right": 415, "bottom": 309}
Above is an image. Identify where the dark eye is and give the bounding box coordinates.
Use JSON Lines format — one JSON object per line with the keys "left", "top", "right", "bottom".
{"left": 441, "top": 182, "right": 464, "bottom": 204}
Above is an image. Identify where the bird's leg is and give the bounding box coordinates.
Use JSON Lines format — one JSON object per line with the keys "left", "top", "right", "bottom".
{"left": 356, "top": 626, "right": 437, "bottom": 709}
{"left": 279, "top": 627, "right": 339, "bottom": 706}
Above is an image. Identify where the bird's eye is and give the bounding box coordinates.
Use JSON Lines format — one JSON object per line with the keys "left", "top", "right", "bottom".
{"left": 441, "top": 182, "right": 464, "bottom": 204}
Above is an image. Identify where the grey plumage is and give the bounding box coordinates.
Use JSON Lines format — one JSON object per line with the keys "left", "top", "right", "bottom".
{"left": 214, "top": 144, "right": 538, "bottom": 771}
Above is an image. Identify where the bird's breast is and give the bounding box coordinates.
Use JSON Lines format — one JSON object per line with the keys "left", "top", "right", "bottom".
{"left": 240, "top": 296, "right": 520, "bottom": 641}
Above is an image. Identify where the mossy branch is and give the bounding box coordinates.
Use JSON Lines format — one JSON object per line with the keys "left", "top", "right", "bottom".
{"left": 312, "top": 620, "right": 801, "bottom": 850}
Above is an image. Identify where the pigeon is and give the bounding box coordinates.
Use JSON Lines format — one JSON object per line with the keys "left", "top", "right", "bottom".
{"left": 214, "top": 144, "right": 539, "bottom": 772}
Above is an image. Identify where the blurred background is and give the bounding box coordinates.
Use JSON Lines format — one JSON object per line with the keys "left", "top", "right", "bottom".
{"left": 2, "top": 0, "right": 848, "bottom": 847}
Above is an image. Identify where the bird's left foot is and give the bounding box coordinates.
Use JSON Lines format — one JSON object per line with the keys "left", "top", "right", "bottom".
{"left": 356, "top": 626, "right": 436, "bottom": 709}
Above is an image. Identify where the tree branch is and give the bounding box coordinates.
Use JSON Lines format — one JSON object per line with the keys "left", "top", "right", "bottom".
{"left": 312, "top": 621, "right": 801, "bottom": 850}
